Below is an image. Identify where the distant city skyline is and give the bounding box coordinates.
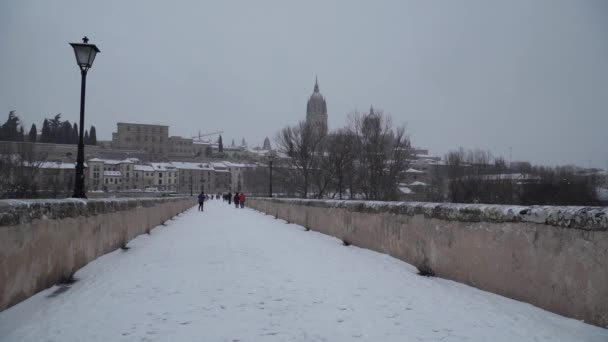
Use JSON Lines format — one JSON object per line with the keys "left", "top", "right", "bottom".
{"left": 1, "top": 0, "right": 607, "bottom": 168}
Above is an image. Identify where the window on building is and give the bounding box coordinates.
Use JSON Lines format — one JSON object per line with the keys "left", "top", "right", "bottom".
{"left": 159, "top": 173, "right": 162, "bottom": 177}
{"left": 159, "top": 179, "right": 162, "bottom": 185}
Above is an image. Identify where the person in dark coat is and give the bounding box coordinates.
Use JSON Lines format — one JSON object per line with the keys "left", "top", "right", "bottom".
{"left": 198, "top": 191, "right": 205, "bottom": 211}
{"left": 239, "top": 192, "right": 246, "bottom": 208}
{"left": 233, "top": 192, "right": 240, "bottom": 208}
{"left": 227, "top": 192, "right": 232, "bottom": 205}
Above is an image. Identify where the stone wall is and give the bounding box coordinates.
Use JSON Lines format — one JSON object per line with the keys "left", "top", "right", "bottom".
{"left": 0, "top": 197, "right": 196, "bottom": 311}
{"left": 248, "top": 198, "right": 608, "bottom": 327}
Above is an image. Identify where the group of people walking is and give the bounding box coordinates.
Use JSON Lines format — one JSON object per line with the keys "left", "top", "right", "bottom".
{"left": 197, "top": 191, "right": 247, "bottom": 211}
{"left": 224, "top": 191, "right": 246, "bottom": 208}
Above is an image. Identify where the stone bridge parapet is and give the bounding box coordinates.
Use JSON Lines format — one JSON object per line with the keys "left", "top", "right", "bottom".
{"left": 249, "top": 198, "right": 608, "bottom": 327}
{"left": 0, "top": 196, "right": 195, "bottom": 311}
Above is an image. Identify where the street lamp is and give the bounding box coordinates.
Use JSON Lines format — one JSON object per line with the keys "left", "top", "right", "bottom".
{"left": 69, "top": 36, "right": 100, "bottom": 198}
{"left": 267, "top": 151, "right": 275, "bottom": 197}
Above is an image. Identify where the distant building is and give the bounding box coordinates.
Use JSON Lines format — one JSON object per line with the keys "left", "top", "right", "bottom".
{"left": 168, "top": 136, "right": 195, "bottom": 157}
{"left": 306, "top": 77, "right": 328, "bottom": 136}
{"left": 111, "top": 123, "right": 169, "bottom": 158}
{"left": 134, "top": 164, "right": 155, "bottom": 189}
{"left": 88, "top": 158, "right": 136, "bottom": 191}
{"left": 211, "top": 162, "right": 231, "bottom": 193}
{"left": 148, "top": 163, "right": 179, "bottom": 192}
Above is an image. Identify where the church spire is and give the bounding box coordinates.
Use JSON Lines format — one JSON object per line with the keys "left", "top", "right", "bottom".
{"left": 370, "top": 105, "right": 374, "bottom": 115}
{"left": 314, "top": 75, "right": 319, "bottom": 93}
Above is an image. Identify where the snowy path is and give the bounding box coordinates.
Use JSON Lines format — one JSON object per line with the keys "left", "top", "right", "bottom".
{"left": 0, "top": 201, "right": 606, "bottom": 342}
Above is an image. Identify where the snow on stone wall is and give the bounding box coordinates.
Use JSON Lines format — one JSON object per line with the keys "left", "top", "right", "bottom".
{"left": 0, "top": 197, "right": 191, "bottom": 227}
{"left": 256, "top": 198, "right": 608, "bottom": 231}
{"left": 249, "top": 197, "right": 608, "bottom": 327}
{"left": 0, "top": 196, "right": 195, "bottom": 312}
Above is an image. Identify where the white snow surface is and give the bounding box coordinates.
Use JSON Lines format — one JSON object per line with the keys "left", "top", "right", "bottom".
{"left": 0, "top": 201, "right": 606, "bottom": 342}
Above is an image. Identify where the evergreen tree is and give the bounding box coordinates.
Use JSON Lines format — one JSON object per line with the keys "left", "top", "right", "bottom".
{"left": 231, "top": 138, "right": 235, "bottom": 147}
{"left": 89, "top": 126, "right": 97, "bottom": 145}
{"left": 72, "top": 123, "right": 79, "bottom": 144}
{"left": 40, "top": 119, "right": 51, "bottom": 143}
{"left": 49, "top": 113, "right": 62, "bottom": 143}
{"left": 28, "top": 124, "right": 37, "bottom": 142}
{"left": 60, "top": 121, "right": 71, "bottom": 144}
{"left": 84, "top": 130, "right": 90, "bottom": 145}
{"left": 218, "top": 135, "right": 224, "bottom": 153}
{"left": 2, "top": 111, "right": 21, "bottom": 141}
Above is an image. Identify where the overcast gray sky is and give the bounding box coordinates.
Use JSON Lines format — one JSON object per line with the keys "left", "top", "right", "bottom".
{"left": 1, "top": 0, "right": 607, "bottom": 167}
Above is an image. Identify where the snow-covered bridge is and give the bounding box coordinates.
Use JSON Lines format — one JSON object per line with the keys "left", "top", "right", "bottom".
{"left": 0, "top": 201, "right": 606, "bottom": 341}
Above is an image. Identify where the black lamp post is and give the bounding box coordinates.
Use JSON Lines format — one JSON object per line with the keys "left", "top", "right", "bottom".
{"left": 70, "top": 36, "right": 100, "bottom": 198}
{"left": 267, "top": 152, "right": 275, "bottom": 197}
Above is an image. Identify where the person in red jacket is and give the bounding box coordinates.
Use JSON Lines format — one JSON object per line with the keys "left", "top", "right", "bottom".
{"left": 239, "top": 192, "right": 246, "bottom": 208}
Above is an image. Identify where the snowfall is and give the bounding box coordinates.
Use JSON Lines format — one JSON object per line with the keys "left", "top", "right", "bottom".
{"left": 0, "top": 201, "right": 606, "bottom": 342}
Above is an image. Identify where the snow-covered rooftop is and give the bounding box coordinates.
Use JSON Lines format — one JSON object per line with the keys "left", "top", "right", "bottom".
{"left": 409, "top": 181, "right": 428, "bottom": 186}
{"left": 169, "top": 162, "right": 213, "bottom": 171}
{"left": 38, "top": 162, "right": 76, "bottom": 169}
{"left": 150, "top": 163, "right": 177, "bottom": 171}
{"left": 88, "top": 158, "right": 134, "bottom": 165}
{"left": 399, "top": 186, "right": 413, "bottom": 194}
{"left": 405, "top": 168, "right": 424, "bottom": 173}
{"left": 134, "top": 165, "right": 155, "bottom": 172}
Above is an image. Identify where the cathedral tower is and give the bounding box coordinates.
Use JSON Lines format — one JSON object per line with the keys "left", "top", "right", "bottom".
{"left": 306, "top": 77, "right": 328, "bottom": 136}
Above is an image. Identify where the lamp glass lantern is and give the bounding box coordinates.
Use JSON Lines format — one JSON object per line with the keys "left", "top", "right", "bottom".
{"left": 70, "top": 39, "right": 100, "bottom": 70}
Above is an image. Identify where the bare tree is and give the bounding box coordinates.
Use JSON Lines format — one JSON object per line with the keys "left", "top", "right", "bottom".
{"left": 520, "top": 165, "right": 599, "bottom": 205}
{"left": 0, "top": 142, "right": 47, "bottom": 198}
{"left": 242, "top": 166, "right": 269, "bottom": 197}
{"left": 275, "top": 121, "right": 324, "bottom": 198}
{"left": 326, "top": 129, "right": 356, "bottom": 199}
{"left": 349, "top": 109, "right": 412, "bottom": 201}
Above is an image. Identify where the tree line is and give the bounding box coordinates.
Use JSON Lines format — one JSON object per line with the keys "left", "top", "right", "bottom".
{"left": 0, "top": 111, "right": 97, "bottom": 145}
{"left": 443, "top": 148, "right": 600, "bottom": 206}
{"left": 266, "top": 107, "right": 412, "bottom": 201}
{"left": 246, "top": 107, "right": 601, "bottom": 206}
